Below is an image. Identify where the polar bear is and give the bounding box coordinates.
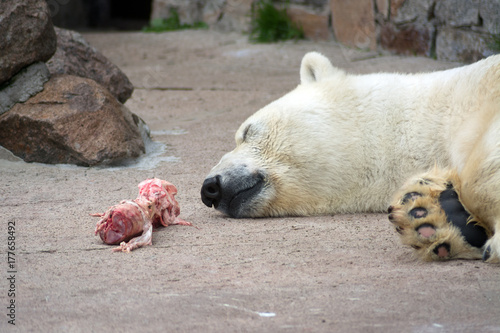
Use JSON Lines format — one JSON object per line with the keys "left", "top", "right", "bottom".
{"left": 200, "top": 52, "right": 500, "bottom": 263}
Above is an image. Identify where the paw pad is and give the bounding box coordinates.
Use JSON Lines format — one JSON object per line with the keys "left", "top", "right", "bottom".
{"left": 433, "top": 243, "right": 450, "bottom": 258}
{"left": 416, "top": 224, "right": 436, "bottom": 238}
{"left": 401, "top": 192, "right": 422, "bottom": 204}
{"left": 409, "top": 207, "right": 428, "bottom": 219}
{"left": 388, "top": 169, "right": 489, "bottom": 261}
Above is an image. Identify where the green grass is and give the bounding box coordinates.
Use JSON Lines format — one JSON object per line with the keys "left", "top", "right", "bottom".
{"left": 143, "top": 10, "right": 208, "bottom": 32}
{"left": 249, "top": 1, "right": 304, "bottom": 43}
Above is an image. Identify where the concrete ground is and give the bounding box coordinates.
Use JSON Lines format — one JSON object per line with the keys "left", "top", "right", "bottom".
{"left": 1, "top": 30, "right": 499, "bottom": 332}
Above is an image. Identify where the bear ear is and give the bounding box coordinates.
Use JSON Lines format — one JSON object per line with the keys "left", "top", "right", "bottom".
{"left": 300, "top": 52, "right": 342, "bottom": 84}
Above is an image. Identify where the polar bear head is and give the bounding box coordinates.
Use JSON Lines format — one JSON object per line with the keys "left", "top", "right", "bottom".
{"left": 201, "top": 52, "right": 362, "bottom": 218}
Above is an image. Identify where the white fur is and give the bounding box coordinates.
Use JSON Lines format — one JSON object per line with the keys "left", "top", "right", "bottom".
{"left": 209, "top": 53, "right": 497, "bottom": 216}
{"left": 207, "top": 52, "right": 500, "bottom": 261}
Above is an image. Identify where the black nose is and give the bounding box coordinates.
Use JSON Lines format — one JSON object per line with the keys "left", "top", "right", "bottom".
{"left": 201, "top": 176, "right": 221, "bottom": 208}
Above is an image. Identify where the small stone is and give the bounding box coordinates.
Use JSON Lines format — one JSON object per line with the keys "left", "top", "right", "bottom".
{"left": 0, "top": 62, "right": 51, "bottom": 116}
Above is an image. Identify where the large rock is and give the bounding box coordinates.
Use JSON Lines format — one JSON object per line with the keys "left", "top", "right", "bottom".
{"left": 389, "top": 0, "right": 407, "bottom": 17}
{"left": 435, "top": 0, "right": 480, "bottom": 27}
{"left": 391, "top": 0, "right": 435, "bottom": 25}
{"left": 202, "top": 0, "right": 225, "bottom": 25}
{"left": 46, "top": 27, "right": 134, "bottom": 104}
{"left": 0, "top": 0, "right": 57, "bottom": 84}
{"left": 376, "top": 0, "right": 389, "bottom": 19}
{"left": 0, "top": 75, "right": 147, "bottom": 166}
{"left": 380, "top": 0, "right": 436, "bottom": 57}
{"left": 287, "top": 6, "right": 331, "bottom": 41}
{"left": 479, "top": 1, "right": 500, "bottom": 34}
{"left": 330, "top": 0, "right": 377, "bottom": 51}
{"left": 214, "top": 0, "right": 253, "bottom": 32}
{"left": 436, "top": 27, "right": 495, "bottom": 63}
{"left": 0, "top": 62, "right": 51, "bottom": 116}
{"left": 380, "top": 22, "right": 435, "bottom": 57}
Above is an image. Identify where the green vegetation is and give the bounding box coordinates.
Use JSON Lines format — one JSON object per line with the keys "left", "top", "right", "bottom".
{"left": 143, "top": 10, "right": 208, "bottom": 32}
{"left": 249, "top": 0, "right": 304, "bottom": 43}
{"left": 488, "top": 32, "right": 500, "bottom": 53}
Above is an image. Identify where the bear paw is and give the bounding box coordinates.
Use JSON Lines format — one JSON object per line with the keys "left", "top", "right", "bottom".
{"left": 388, "top": 169, "right": 491, "bottom": 261}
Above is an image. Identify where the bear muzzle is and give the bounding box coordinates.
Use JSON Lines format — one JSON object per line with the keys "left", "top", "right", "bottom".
{"left": 201, "top": 171, "right": 266, "bottom": 218}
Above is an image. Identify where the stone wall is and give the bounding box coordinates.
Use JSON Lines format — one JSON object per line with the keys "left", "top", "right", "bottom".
{"left": 150, "top": 0, "right": 255, "bottom": 33}
{"left": 151, "top": 0, "right": 500, "bottom": 62}
{"left": 377, "top": 0, "right": 499, "bottom": 62}
{"left": 150, "top": 0, "right": 331, "bottom": 38}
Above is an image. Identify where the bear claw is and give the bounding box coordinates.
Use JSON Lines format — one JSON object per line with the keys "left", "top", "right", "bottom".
{"left": 482, "top": 245, "right": 491, "bottom": 261}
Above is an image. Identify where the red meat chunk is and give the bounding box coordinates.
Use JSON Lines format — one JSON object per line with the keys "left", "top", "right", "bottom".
{"left": 93, "top": 178, "right": 192, "bottom": 252}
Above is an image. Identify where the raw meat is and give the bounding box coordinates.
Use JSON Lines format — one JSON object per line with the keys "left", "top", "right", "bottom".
{"left": 93, "top": 178, "right": 193, "bottom": 252}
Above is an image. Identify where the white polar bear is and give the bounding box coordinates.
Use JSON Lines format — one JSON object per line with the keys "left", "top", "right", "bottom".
{"left": 201, "top": 52, "right": 500, "bottom": 263}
